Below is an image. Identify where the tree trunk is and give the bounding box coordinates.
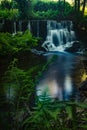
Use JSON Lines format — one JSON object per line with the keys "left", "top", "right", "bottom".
{"left": 78, "top": 0, "right": 80, "bottom": 11}
{"left": 64, "top": 0, "right": 65, "bottom": 10}
{"left": 82, "top": 0, "right": 86, "bottom": 15}
{"left": 75, "top": 0, "right": 77, "bottom": 11}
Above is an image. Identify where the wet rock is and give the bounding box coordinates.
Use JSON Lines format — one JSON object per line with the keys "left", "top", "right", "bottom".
{"left": 65, "top": 41, "right": 80, "bottom": 52}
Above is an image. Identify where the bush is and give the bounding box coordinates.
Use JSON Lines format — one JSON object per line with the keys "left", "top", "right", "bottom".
{"left": 1, "top": 58, "right": 87, "bottom": 130}
{"left": 0, "top": 9, "right": 19, "bottom": 20}
{"left": 34, "top": 1, "right": 74, "bottom": 20}
{"left": 0, "top": 58, "right": 44, "bottom": 130}
{"left": 23, "top": 100, "right": 87, "bottom": 130}
{"left": 0, "top": 30, "right": 38, "bottom": 55}
{"left": 0, "top": 0, "right": 12, "bottom": 10}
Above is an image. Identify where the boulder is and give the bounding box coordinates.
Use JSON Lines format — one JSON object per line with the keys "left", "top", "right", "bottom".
{"left": 65, "top": 41, "right": 80, "bottom": 53}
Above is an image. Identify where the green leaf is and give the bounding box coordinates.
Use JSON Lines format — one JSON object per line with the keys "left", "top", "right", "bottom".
{"left": 81, "top": 125, "right": 87, "bottom": 129}
{"left": 65, "top": 106, "right": 72, "bottom": 119}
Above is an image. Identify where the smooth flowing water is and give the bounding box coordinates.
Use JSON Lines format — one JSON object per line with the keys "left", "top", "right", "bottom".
{"left": 35, "top": 20, "right": 81, "bottom": 101}
{"left": 5, "top": 20, "right": 82, "bottom": 101}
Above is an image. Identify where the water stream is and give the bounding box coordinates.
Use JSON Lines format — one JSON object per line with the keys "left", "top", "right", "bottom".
{"left": 5, "top": 20, "right": 83, "bottom": 101}
{"left": 35, "top": 20, "right": 81, "bottom": 101}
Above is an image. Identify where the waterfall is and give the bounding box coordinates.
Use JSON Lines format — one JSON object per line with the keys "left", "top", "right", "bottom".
{"left": 42, "top": 20, "right": 76, "bottom": 52}
{"left": 36, "top": 20, "right": 79, "bottom": 101}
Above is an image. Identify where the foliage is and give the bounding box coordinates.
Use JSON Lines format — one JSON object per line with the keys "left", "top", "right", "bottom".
{"left": 0, "top": 0, "right": 19, "bottom": 20}
{"left": 0, "top": 30, "right": 38, "bottom": 55}
{"left": 0, "top": 0, "right": 12, "bottom": 10}
{"left": 78, "top": 15, "right": 87, "bottom": 30}
{"left": 3, "top": 58, "right": 38, "bottom": 101}
{"left": 0, "top": 9, "right": 19, "bottom": 20}
{"left": 1, "top": 58, "right": 87, "bottom": 130}
{"left": 34, "top": 1, "right": 58, "bottom": 12}
{"left": 23, "top": 99, "right": 87, "bottom": 130}
{"left": 0, "top": 0, "right": 32, "bottom": 20}
{"left": 33, "top": 1, "right": 74, "bottom": 20}
{"left": 0, "top": 1, "right": 87, "bottom": 130}
{"left": 0, "top": 58, "right": 44, "bottom": 130}
{"left": 14, "top": 0, "right": 32, "bottom": 19}
{"left": 0, "top": 0, "right": 87, "bottom": 22}
{"left": 34, "top": 10, "right": 58, "bottom": 20}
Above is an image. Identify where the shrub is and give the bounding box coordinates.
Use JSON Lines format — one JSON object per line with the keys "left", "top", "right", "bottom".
{"left": 0, "top": 30, "right": 38, "bottom": 55}
{"left": 0, "top": 9, "right": 19, "bottom": 20}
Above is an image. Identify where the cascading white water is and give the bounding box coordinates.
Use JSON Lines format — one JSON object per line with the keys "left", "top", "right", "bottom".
{"left": 36, "top": 20, "right": 79, "bottom": 101}
{"left": 42, "top": 20, "right": 76, "bottom": 52}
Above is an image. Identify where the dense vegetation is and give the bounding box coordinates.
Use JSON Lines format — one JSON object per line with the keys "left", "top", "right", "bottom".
{"left": 33, "top": 1, "right": 74, "bottom": 19}
{"left": 0, "top": 0, "right": 87, "bottom": 31}
{"left": 0, "top": 0, "right": 87, "bottom": 130}
{"left": 0, "top": 30, "right": 38, "bottom": 55}
{"left": 0, "top": 0, "right": 86, "bottom": 20}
